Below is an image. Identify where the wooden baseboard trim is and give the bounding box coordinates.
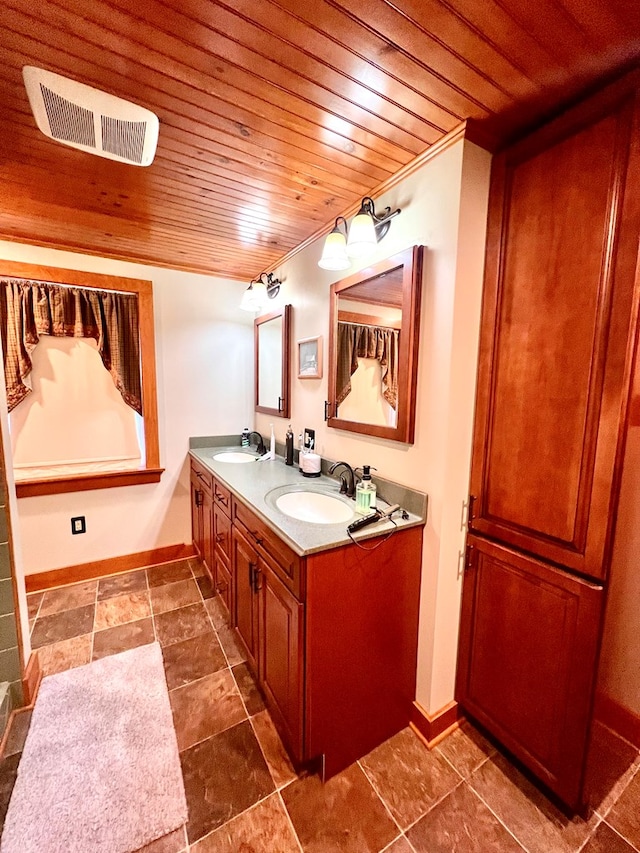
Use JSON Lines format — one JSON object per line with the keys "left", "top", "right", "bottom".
{"left": 25, "top": 543, "right": 196, "bottom": 592}
{"left": 594, "top": 692, "right": 640, "bottom": 749}
{"left": 22, "top": 651, "right": 42, "bottom": 707}
{"left": 411, "top": 699, "right": 461, "bottom": 748}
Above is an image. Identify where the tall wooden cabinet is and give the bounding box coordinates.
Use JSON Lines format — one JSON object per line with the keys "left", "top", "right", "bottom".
{"left": 457, "top": 72, "right": 640, "bottom": 810}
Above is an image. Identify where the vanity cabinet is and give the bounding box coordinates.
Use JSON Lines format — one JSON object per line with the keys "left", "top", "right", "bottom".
{"left": 190, "top": 457, "right": 423, "bottom": 778}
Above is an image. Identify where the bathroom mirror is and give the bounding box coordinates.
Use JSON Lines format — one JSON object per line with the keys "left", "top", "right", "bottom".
{"left": 255, "top": 304, "right": 291, "bottom": 418}
{"left": 327, "top": 246, "right": 423, "bottom": 443}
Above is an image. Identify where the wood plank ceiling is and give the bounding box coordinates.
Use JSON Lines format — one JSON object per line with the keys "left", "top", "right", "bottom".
{"left": 0, "top": 0, "right": 638, "bottom": 280}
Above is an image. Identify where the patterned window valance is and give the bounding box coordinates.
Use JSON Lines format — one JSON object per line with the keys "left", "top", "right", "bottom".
{"left": 1, "top": 278, "right": 142, "bottom": 415}
{"left": 336, "top": 321, "right": 400, "bottom": 410}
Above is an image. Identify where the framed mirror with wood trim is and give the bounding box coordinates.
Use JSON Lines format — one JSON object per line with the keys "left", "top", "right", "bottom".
{"left": 255, "top": 304, "right": 291, "bottom": 418}
{"left": 327, "top": 246, "right": 423, "bottom": 443}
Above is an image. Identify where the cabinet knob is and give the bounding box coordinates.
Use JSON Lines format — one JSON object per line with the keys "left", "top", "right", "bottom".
{"left": 251, "top": 531, "right": 263, "bottom": 545}
{"left": 216, "top": 532, "right": 224, "bottom": 543}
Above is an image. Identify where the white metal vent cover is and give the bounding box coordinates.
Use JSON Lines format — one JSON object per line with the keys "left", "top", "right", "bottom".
{"left": 22, "top": 66, "right": 159, "bottom": 167}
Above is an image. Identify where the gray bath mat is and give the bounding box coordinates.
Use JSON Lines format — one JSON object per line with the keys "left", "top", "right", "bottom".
{"left": 1, "top": 642, "right": 187, "bottom": 853}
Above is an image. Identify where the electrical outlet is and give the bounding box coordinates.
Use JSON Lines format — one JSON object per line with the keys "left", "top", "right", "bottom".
{"left": 71, "top": 516, "right": 86, "bottom": 535}
{"left": 303, "top": 428, "right": 315, "bottom": 451}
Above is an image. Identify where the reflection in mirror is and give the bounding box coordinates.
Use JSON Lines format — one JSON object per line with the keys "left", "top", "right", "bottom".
{"left": 327, "top": 247, "right": 423, "bottom": 443}
{"left": 255, "top": 305, "right": 291, "bottom": 418}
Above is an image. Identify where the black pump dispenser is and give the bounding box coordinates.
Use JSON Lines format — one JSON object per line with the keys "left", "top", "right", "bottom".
{"left": 285, "top": 425, "right": 294, "bottom": 465}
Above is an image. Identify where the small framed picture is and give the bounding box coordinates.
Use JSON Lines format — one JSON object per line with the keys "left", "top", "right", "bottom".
{"left": 297, "top": 336, "right": 323, "bottom": 379}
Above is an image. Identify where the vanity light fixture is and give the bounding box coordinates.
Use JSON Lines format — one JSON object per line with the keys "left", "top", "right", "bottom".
{"left": 318, "top": 217, "right": 350, "bottom": 271}
{"left": 240, "top": 271, "right": 282, "bottom": 312}
{"left": 318, "top": 197, "right": 401, "bottom": 270}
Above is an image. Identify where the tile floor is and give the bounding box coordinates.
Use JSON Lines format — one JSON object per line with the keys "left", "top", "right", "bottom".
{"left": 0, "top": 557, "right": 638, "bottom": 852}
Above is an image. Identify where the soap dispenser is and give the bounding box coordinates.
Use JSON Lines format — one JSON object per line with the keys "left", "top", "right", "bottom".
{"left": 285, "top": 425, "right": 294, "bottom": 466}
{"left": 355, "top": 466, "right": 377, "bottom": 514}
{"left": 241, "top": 427, "right": 250, "bottom": 448}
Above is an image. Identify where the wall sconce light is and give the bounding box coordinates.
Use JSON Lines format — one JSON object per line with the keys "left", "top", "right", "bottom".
{"left": 318, "top": 197, "right": 401, "bottom": 270}
{"left": 317, "top": 217, "right": 349, "bottom": 271}
{"left": 240, "top": 271, "right": 281, "bottom": 312}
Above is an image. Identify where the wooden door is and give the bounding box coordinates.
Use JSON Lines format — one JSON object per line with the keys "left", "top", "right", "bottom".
{"left": 469, "top": 81, "right": 640, "bottom": 581}
{"left": 457, "top": 535, "right": 603, "bottom": 810}
{"left": 232, "top": 527, "right": 259, "bottom": 668}
{"left": 257, "top": 558, "right": 304, "bottom": 762}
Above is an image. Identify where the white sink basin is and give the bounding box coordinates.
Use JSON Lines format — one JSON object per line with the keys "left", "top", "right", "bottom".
{"left": 212, "top": 451, "right": 257, "bottom": 463}
{"left": 274, "top": 491, "right": 354, "bottom": 524}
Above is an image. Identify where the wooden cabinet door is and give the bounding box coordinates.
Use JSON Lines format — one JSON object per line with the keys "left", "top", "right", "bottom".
{"left": 202, "top": 488, "right": 214, "bottom": 580}
{"left": 232, "top": 527, "right": 259, "bottom": 668}
{"left": 190, "top": 473, "right": 204, "bottom": 559}
{"left": 469, "top": 84, "right": 640, "bottom": 580}
{"left": 456, "top": 535, "right": 603, "bottom": 810}
{"left": 257, "top": 558, "right": 304, "bottom": 762}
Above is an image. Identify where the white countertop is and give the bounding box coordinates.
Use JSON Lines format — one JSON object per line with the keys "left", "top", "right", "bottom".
{"left": 189, "top": 446, "right": 425, "bottom": 557}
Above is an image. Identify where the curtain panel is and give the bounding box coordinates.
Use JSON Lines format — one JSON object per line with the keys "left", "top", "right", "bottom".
{"left": 336, "top": 322, "right": 399, "bottom": 409}
{"left": 1, "top": 278, "right": 142, "bottom": 415}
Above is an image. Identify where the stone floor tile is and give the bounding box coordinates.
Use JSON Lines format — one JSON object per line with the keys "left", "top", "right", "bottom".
{"left": 435, "top": 720, "right": 496, "bottom": 779}
{"left": 170, "top": 669, "right": 246, "bottom": 751}
{"left": 190, "top": 793, "right": 300, "bottom": 853}
{"left": 604, "top": 769, "right": 640, "bottom": 849}
{"left": 150, "top": 579, "right": 201, "bottom": 615}
{"left": 38, "top": 581, "right": 97, "bottom": 617}
{"left": 282, "top": 763, "right": 398, "bottom": 853}
{"left": 381, "top": 838, "right": 413, "bottom": 853}
{"left": 251, "top": 710, "right": 297, "bottom": 788}
{"left": 92, "top": 617, "right": 155, "bottom": 660}
{"left": 581, "top": 822, "right": 638, "bottom": 853}
{"left": 162, "top": 632, "right": 227, "bottom": 691}
{"left": 407, "top": 782, "right": 526, "bottom": 852}
{"left": 0, "top": 753, "right": 20, "bottom": 827}
{"left": 232, "top": 662, "right": 266, "bottom": 716}
{"left": 147, "top": 561, "right": 193, "bottom": 588}
{"left": 2, "top": 709, "right": 32, "bottom": 758}
{"left": 30, "top": 604, "right": 95, "bottom": 648}
{"left": 359, "top": 726, "right": 462, "bottom": 829}
{"left": 180, "top": 719, "right": 275, "bottom": 844}
{"left": 205, "top": 596, "right": 230, "bottom": 632}
{"left": 196, "top": 574, "right": 215, "bottom": 600}
{"left": 37, "top": 633, "right": 92, "bottom": 676}
{"left": 585, "top": 721, "right": 640, "bottom": 815}
{"left": 215, "top": 624, "right": 247, "bottom": 667}
{"left": 97, "top": 570, "right": 148, "bottom": 601}
{"left": 469, "top": 752, "right": 598, "bottom": 853}
{"left": 189, "top": 558, "right": 206, "bottom": 578}
{"left": 26, "top": 592, "right": 43, "bottom": 620}
{"left": 154, "top": 603, "right": 211, "bottom": 648}
{"left": 94, "top": 590, "right": 151, "bottom": 630}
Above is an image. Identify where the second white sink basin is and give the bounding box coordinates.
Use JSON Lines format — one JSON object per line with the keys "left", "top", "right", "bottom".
{"left": 212, "top": 452, "right": 257, "bottom": 463}
{"left": 275, "top": 490, "right": 354, "bottom": 524}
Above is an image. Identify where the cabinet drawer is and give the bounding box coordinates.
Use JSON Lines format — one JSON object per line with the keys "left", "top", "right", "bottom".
{"left": 232, "top": 498, "right": 302, "bottom": 598}
{"left": 213, "top": 478, "right": 232, "bottom": 517}
{"left": 190, "top": 460, "right": 212, "bottom": 495}
{"left": 214, "top": 504, "right": 232, "bottom": 562}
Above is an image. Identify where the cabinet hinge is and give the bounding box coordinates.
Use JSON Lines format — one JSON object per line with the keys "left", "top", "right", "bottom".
{"left": 464, "top": 543, "right": 475, "bottom": 572}
{"left": 468, "top": 494, "right": 477, "bottom": 528}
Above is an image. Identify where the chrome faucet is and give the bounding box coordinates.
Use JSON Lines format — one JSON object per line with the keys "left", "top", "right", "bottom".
{"left": 247, "top": 431, "right": 266, "bottom": 455}
{"left": 329, "top": 461, "right": 357, "bottom": 498}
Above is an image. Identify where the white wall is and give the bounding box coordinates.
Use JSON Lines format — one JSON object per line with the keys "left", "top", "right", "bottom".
{"left": 0, "top": 240, "right": 254, "bottom": 576}
{"left": 256, "top": 138, "right": 491, "bottom": 713}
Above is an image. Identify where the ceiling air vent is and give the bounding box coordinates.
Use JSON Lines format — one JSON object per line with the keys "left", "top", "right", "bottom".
{"left": 22, "top": 66, "right": 159, "bottom": 167}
